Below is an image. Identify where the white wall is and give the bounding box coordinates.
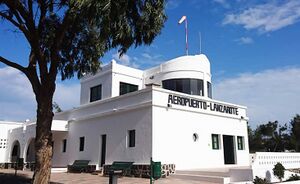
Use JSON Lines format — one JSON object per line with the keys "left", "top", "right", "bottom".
{"left": 63, "top": 106, "right": 152, "bottom": 169}
{"left": 152, "top": 88, "right": 249, "bottom": 170}
{"left": 80, "top": 63, "right": 113, "bottom": 105}
{"left": 250, "top": 152, "right": 300, "bottom": 183}
{"left": 80, "top": 60, "right": 144, "bottom": 105}
{"left": 52, "top": 131, "right": 68, "bottom": 167}
{"left": 3, "top": 121, "right": 68, "bottom": 166}
{"left": 0, "top": 121, "right": 23, "bottom": 162}
{"left": 5, "top": 122, "right": 36, "bottom": 162}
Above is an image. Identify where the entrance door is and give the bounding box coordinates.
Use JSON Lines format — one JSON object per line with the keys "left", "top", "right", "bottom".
{"left": 100, "top": 134, "right": 106, "bottom": 167}
{"left": 223, "top": 135, "right": 236, "bottom": 164}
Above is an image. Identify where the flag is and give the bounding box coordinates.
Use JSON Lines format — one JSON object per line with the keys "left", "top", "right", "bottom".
{"left": 178, "top": 16, "right": 187, "bottom": 24}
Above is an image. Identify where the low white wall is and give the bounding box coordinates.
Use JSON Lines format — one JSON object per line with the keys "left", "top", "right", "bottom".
{"left": 250, "top": 152, "right": 300, "bottom": 183}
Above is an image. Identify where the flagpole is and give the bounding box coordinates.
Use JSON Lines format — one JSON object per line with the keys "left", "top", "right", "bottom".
{"left": 185, "top": 18, "right": 188, "bottom": 56}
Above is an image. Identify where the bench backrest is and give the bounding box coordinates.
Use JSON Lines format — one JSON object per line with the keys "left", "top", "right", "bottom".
{"left": 72, "top": 160, "right": 90, "bottom": 166}
{"left": 110, "top": 161, "right": 134, "bottom": 170}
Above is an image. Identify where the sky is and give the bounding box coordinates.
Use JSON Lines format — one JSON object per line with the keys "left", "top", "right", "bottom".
{"left": 0, "top": 0, "right": 300, "bottom": 127}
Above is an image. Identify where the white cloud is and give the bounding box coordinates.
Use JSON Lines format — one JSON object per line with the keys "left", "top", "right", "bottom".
{"left": 235, "top": 37, "right": 253, "bottom": 44}
{"left": 112, "top": 53, "right": 140, "bottom": 68}
{"left": 223, "top": 0, "right": 300, "bottom": 32}
{"left": 142, "top": 53, "right": 152, "bottom": 60}
{"left": 0, "top": 67, "right": 80, "bottom": 121}
{"left": 213, "top": 0, "right": 230, "bottom": 9}
{"left": 213, "top": 67, "right": 300, "bottom": 127}
{"left": 166, "top": 0, "right": 181, "bottom": 9}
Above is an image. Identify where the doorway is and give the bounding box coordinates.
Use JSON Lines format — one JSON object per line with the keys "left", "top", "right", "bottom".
{"left": 11, "top": 140, "right": 20, "bottom": 162}
{"left": 222, "top": 135, "right": 236, "bottom": 164}
{"left": 99, "top": 134, "right": 106, "bottom": 167}
{"left": 26, "top": 139, "right": 35, "bottom": 162}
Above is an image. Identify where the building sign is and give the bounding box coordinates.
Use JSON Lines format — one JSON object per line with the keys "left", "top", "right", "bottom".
{"left": 168, "top": 94, "right": 239, "bottom": 115}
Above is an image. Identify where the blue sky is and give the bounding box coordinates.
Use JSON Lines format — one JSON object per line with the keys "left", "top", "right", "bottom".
{"left": 0, "top": 0, "right": 300, "bottom": 127}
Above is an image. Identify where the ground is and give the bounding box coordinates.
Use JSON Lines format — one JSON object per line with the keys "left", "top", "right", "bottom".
{"left": 0, "top": 169, "right": 218, "bottom": 184}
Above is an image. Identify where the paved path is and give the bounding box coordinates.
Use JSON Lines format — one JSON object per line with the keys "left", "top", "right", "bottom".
{"left": 0, "top": 169, "right": 219, "bottom": 184}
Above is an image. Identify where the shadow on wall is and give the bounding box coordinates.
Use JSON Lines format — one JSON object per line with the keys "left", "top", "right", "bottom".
{"left": 266, "top": 170, "right": 271, "bottom": 182}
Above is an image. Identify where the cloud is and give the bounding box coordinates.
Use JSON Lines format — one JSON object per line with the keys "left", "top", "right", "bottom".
{"left": 166, "top": 0, "right": 181, "bottom": 9}
{"left": 213, "top": 67, "right": 300, "bottom": 127}
{"left": 141, "top": 53, "right": 152, "bottom": 60}
{"left": 223, "top": 0, "right": 300, "bottom": 32}
{"left": 213, "top": 0, "right": 230, "bottom": 8}
{"left": 235, "top": 37, "right": 253, "bottom": 44}
{"left": 0, "top": 67, "right": 80, "bottom": 121}
{"left": 112, "top": 53, "right": 140, "bottom": 68}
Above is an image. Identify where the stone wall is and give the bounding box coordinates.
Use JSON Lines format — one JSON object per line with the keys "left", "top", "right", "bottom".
{"left": 103, "top": 164, "right": 175, "bottom": 178}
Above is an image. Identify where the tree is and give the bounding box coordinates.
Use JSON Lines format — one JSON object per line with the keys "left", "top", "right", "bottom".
{"left": 273, "top": 162, "right": 285, "bottom": 182}
{"left": 253, "top": 176, "right": 269, "bottom": 184}
{"left": 0, "top": 1, "right": 166, "bottom": 183}
{"left": 249, "top": 121, "right": 292, "bottom": 152}
{"left": 290, "top": 114, "right": 300, "bottom": 152}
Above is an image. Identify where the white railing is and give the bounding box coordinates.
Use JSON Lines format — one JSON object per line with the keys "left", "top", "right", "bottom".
{"left": 251, "top": 152, "right": 300, "bottom": 169}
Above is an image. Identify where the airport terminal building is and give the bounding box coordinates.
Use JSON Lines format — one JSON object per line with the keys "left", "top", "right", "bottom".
{"left": 0, "top": 54, "right": 250, "bottom": 171}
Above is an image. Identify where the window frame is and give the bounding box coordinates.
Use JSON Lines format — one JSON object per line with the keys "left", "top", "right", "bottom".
{"left": 128, "top": 130, "right": 136, "bottom": 148}
{"left": 162, "top": 78, "right": 204, "bottom": 96}
{"left": 237, "top": 136, "right": 244, "bottom": 150}
{"left": 79, "top": 137, "right": 85, "bottom": 152}
{"left": 212, "top": 134, "right": 220, "bottom": 150}
{"left": 62, "top": 139, "right": 67, "bottom": 153}
{"left": 90, "top": 84, "right": 102, "bottom": 102}
{"left": 119, "top": 82, "right": 138, "bottom": 96}
{"left": 207, "top": 81, "right": 212, "bottom": 98}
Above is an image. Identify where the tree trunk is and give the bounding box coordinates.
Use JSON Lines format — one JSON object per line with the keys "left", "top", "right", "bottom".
{"left": 32, "top": 93, "right": 54, "bottom": 184}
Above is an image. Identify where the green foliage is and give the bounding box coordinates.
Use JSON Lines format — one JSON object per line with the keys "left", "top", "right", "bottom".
{"left": 287, "top": 174, "right": 300, "bottom": 181}
{"left": 253, "top": 176, "right": 268, "bottom": 184}
{"left": 0, "top": 0, "right": 167, "bottom": 80}
{"left": 57, "top": 0, "right": 167, "bottom": 79}
{"left": 273, "top": 162, "right": 285, "bottom": 181}
{"left": 248, "top": 119, "right": 295, "bottom": 153}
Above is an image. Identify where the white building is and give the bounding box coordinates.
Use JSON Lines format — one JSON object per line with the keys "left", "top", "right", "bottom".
{"left": 0, "top": 54, "right": 250, "bottom": 171}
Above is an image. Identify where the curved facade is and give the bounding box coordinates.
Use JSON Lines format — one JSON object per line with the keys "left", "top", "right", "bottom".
{"left": 144, "top": 54, "right": 212, "bottom": 98}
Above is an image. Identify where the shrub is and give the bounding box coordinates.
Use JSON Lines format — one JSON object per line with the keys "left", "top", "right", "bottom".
{"left": 273, "top": 162, "right": 285, "bottom": 182}
{"left": 253, "top": 176, "right": 268, "bottom": 184}
{"left": 287, "top": 174, "right": 300, "bottom": 181}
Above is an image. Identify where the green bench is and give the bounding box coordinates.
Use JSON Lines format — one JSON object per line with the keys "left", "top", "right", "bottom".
{"left": 108, "top": 161, "right": 134, "bottom": 184}
{"left": 67, "top": 160, "right": 96, "bottom": 173}
{"left": 109, "top": 161, "right": 134, "bottom": 176}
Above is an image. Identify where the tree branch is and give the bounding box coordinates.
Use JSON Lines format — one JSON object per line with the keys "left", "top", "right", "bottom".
{"left": 26, "top": 51, "right": 41, "bottom": 95}
{"left": 48, "top": 8, "right": 74, "bottom": 81}
{"left": 37, "top": 0, "right": 46, "bottom": 36}
{"left": 0, "top": 56, "right": 27, "bottom": 73}
{"left": 28, "top": 0, "right": 33, "bottom": 19}
{"left": 0, "top": 11, "right": 30, "bottom": 37}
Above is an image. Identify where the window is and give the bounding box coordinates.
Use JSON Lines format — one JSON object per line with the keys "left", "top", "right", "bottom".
{"left": 212, "top": 134, "right": 220, "bottom": 150}
{"left": 79, "top": 137, "right": 85, "bottom": 151}
{"left": 62, "top": 139, "right": 67, "bottom": 153}
{"left": 193, "top": 133, "right": 199, "bottom": 142}
{"left": 162, "top": 78, "right": 204, "bottom": 96}
{"left": 90, "top": 85, "right": 102, "bottom": 102}
{"left": 128, "top": 130, "right": 135, "bottom": 147}
{"left": 237, "top": 136, "right": 244, "bottom": 150}
{"left": 120, "top": 82, "right": 138, "bottom": 95}
{"left": 207, "top": 81, "right": 212, "bottom": 98}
